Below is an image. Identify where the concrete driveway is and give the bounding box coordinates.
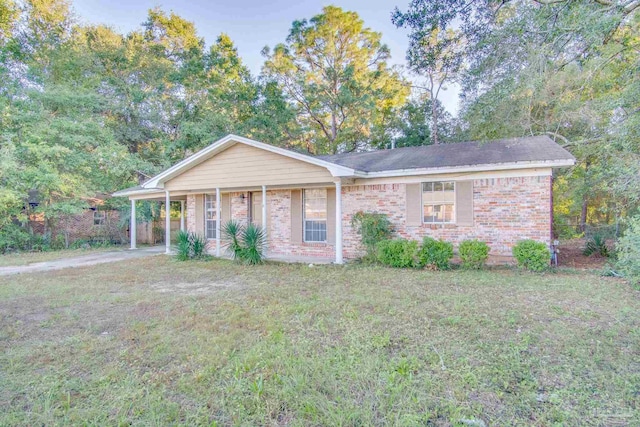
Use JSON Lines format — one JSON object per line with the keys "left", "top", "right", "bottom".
{"left": 0, "top": 246, "right": 166, "bottom": 276}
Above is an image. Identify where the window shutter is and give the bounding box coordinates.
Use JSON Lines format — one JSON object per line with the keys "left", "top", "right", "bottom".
{"left": 405, "top": 183, "right": 422, "bottom": 226}
{"left": 195, "top": 194, "right": 204, "bottom": 235}
{"left": 327, "top": 187, "right": 336, "bottom": 244}
{"left": 455, "top": 180, "right": 474, "bottom": 226}
{"left": 221, "top": 193, "right": 230, "bottom": 223}
{"left": 290, "top": 190, "right": 302, "bottom": 244}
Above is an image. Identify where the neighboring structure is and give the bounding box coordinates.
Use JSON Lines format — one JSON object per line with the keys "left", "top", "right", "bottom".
{"left": 27, "top": 194, "right": 124, "bottom": 246}
{"left": 114, "top": 134, "right": 575, "bottom": 263}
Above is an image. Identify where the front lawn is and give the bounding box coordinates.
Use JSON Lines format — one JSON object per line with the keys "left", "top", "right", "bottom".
{"left": 0, "top": 258, "right": 638, "bottom": 426}
{"left": 0, "top": 246, "right": 121, "bottom": 267}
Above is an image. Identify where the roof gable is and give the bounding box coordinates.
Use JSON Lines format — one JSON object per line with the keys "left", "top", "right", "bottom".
{"left": 163, "top": 142, "right": 335, "bottom": 191}
{"left": 142, "top": 134, "right": 356, "bottom": 189}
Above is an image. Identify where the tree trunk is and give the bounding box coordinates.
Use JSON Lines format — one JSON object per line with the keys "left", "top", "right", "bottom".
{"left": 431, "top": 98, "right": 439, "bottom": 145}
{"left": 580, "top": 158, "right": 591, "bottom": 233}
{"left": 580, "top": 197, "right": 588, "bottom": 233}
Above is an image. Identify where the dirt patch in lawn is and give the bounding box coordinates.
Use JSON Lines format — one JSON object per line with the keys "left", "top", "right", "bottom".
{"left": 150, "top": 280, "right": 245, "bottom": 296}
{"left": 558, "top": 238, "right": 610, "bottom": 269}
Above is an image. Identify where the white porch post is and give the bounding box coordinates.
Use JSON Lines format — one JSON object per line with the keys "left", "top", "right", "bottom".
{"left": 335, "top": 179, "right": 343, "bottom": 264}
{"left": 180, "top": 200, "right": 185, "bottom": 231}
{"left": 262, "top": 185, "right": 267, "bottom": 253}
{"left": 215, "top": 188, "right": 221, "bottom": 257}
{"left": 165, "top": 191, "right": 171, "bottom": 254}
{"left": 130, "top": 199, "right": 137, "bottom": 250}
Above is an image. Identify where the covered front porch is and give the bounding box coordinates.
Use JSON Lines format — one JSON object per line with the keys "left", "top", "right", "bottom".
{"left": 122, "top": 181, "right": 345, "bottom": 264}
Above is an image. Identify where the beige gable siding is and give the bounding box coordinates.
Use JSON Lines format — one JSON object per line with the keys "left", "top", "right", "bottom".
{"left": 164, "top": 143, "right": 334, "bottom": 191}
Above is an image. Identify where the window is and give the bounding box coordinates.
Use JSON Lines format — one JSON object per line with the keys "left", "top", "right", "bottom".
{"left": 422, "top": 181, "right": 455, "bottom": 223}
{"left": 303, "top": 189, "right": 327, "bottom": 242}
{"left": 204, "top": 194, "right": 217, "bottom": 239}
{"left": 93, "top": 210, "right": 106, "bottom": 226}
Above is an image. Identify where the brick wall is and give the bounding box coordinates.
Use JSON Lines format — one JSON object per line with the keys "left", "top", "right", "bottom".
{"left": 266, "top": 189, "right": 335, "bottom": 259}
{"left": 342, "top": 176, "right": 552, "bottom": 259}
{"left": 184, "top": 175, "right": 551, "bottom": 262}
{"left": 52, "top": 209, "right": 124, "bottom": 243}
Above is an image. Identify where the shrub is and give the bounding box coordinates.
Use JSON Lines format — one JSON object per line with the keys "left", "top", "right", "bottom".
{"left": 512, "top": 240, "right": 550, "bottom": 272}
{"left": 616, "top": 215, "right": 640, "bottom": 285}
{"left": 459, "top": 240, "right": 490, "bottom": 270}
{"left": 0, "top": 224, "right": 32, "bottom": 253}
{"left": 350, "top": 211, "right": 393, "bottom": 262}
{"left": 377, "top": 239, "right": 419, "bottom": 268}
{"left": 175, "top": 231, "right": 207, "bottom": 261}
{"left": 418, "top": 237, "right": 453, "bottom": 270}
{"left": 583, "top": 234, "right": 610, "bottom": 257}
{"left": 222, "top": 220, "right": 266, "bottom": 265}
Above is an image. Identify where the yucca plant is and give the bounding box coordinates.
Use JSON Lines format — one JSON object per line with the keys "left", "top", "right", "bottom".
{"left": 222, "top": 220, "right": 266, "bottom": 264}
{"left": 241, "top": 223, "right": 266, "bottom": 265}
{"left": 222, "top": 220, "right": 243, "bottom": 260}
{"left": 176, "top": 230, "right": 191, "bottom": 261}
{"left": 191, "top": 233, "right": 207, "bottom": 258}
{"left": 583, "top": 234, "right": 610, "bottom": 257}
{"left": 175, "top": 231, "right": 207, "bottom": 260}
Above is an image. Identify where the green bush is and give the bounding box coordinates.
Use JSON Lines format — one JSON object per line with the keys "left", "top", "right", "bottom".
{"left": 616, "top": 215, "right": 640, "bottom": 285}
{"left": 350, "top": 211, "right": 393, "bottom": 262}
{"left": 418, "top": 237, "right": 453, "bottom": 270}
{"left": 0, "top": 224, "right": 32, "bottom": 253}
{"left": 175, "top": 231, "right": 207, "bottom": 261}
{"left": 459, "top": 239, "right": 490, "bottom": 270}
{"left": 512, "top": 240, "right": 550, "bottom": 272}
{"left": 222, "top": 220, "right": 265, "bottom": 265}
{"left": 377, "top": 239, "right": 419, "bottom": 268}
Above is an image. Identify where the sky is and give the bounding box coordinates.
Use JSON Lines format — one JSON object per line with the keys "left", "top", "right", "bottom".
{"left": 72, "top": 0, "right": 461, "bottom": 114}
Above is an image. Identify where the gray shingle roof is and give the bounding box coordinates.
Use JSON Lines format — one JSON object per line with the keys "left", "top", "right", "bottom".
{"left": 317, "top": 136, "right": 575, "bottom": 173}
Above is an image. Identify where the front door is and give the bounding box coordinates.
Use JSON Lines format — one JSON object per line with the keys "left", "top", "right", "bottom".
{"left": 250, "top": 192, "right": 262, "bottom": 226}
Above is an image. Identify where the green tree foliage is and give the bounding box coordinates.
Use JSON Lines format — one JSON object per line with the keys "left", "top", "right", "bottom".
{"left": 392, "top": 4, "right": 466, "bottom": 145}
{"left": 0, "top": 2, "right": 294, "bottom": 241}
{"left": 404, "top": 0, "right": 639, "bottom": 229}
{"left": 262, "top": 6, "right": 409, "bottom": 154}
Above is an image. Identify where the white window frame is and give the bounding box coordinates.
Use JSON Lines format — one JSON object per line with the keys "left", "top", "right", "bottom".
{"left": 204, "top": 194, "right": 217, "bottom": 240}
{"left": 422, "top": 181, "right": 456, "bottom": 224}
{"left": 303, "top": 189, "right": 327, "bottom": 243}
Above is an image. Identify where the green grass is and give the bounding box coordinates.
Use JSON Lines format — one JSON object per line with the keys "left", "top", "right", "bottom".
{"left": 0, "top": 246, "right": 121, "bottom": 267}
{"left": 0, "top": 257, "right": 638, "bottom": 426}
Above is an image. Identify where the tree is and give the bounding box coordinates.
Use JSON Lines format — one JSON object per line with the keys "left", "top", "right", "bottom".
{"left": 440, "top": 0, "right": 640, "bottom": 229}
{"left": 391, "top": 95, "right": 458, "bottom": 147}
{"left": 262, "top": 6, "right": 408, "bottom": 154}
{"left": 392, "top": 5, "right": 465, "bottom": 144}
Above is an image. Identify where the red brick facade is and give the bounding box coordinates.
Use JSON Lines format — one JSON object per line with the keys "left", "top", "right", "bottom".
{"left": 186, "top": 174, "right": 552, "bottom": 262}
{"left": 342, "top": 176, "right": 552, "bottom": 259}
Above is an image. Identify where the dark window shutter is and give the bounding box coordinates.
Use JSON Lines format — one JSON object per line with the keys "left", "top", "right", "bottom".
{"left": 405, "top": 183, "right": 422, "bottom": 226}
{"left": 327, "top": 187, "right": 336, "bottom": 244}
{"left": 290, "top": 190, "right": 302, "bottom": 244}
{"left": 221, "top": 193, "right": 230, "bottom": 223}
{"left": 455, "top": 180, "right": 474, "bottom": 226}
{"left": 195, "top": 194, "right": 204, "bottom": 235}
